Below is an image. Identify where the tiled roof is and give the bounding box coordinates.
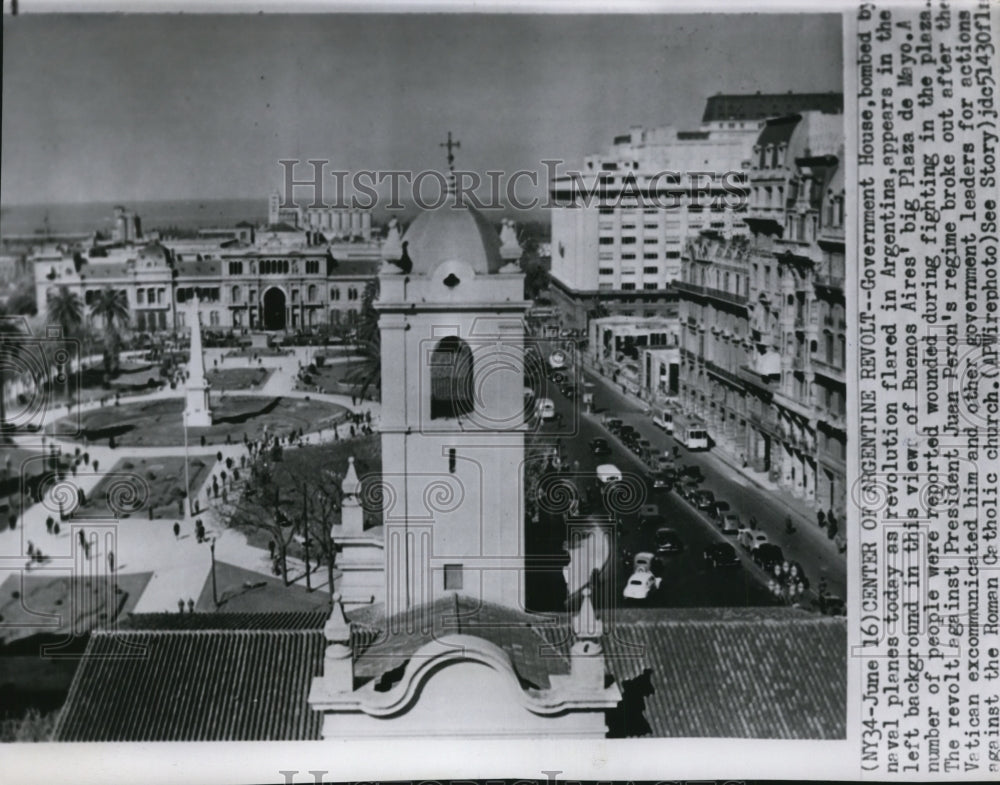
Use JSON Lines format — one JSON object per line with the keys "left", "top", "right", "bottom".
{"left": 598, "top": 609, "right": 846, "bottom": 739}
{"left": 702, "top": 93, "right": 843, "bottom": 123}
{"left": 53, "top": 605, "right": 845, "bottom": 741}
{"left": 53, "top": 627, "right": 325, "bottom": 741}
{"left": 174, "top": 259, "right": 222, "bottom": 277}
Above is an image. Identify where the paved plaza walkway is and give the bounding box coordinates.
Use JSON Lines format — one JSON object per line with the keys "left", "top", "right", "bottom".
{"left": 0, "top": 344, "right": 380, "bottom": 613}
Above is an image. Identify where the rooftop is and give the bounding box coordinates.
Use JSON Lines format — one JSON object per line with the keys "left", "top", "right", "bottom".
{"left": 702, "top": 92, "right": 843, "bottom": 123}
{"left": 53, "top": 604, "right": 845, "bottom": 741}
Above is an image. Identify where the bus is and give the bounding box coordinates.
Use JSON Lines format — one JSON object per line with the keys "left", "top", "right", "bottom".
{"left": 673, "top": 414, "right": 709, "bottom": 450}
{"left": 652, "top": 405, "right": 679, "bottom": 433}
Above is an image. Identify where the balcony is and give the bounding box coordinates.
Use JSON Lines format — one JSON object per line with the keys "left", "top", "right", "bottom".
{"left": 811, "top": 355, "right": 846, "bottom": 383}
{"left": 737, "top": 365, "right": 778, "bottom": 393}
{"left": 748, "top": 406, "right": 781, "bottom": 436}
{"left": 705, "top": 360, "right": 746, "bottom": 390}
{"left": 674, "top": 280, "right": 748, "bottom": 309}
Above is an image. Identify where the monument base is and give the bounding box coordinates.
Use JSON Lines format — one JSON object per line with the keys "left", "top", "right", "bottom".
{"left": 184, "top": 408, "right": 213, "bottom": 428}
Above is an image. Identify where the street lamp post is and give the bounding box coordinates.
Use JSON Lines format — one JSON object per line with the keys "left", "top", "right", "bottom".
{"left": 182, "top": 410, "right": 194, "bottom": 517}
{"left": 210, "top": 536, "right": 219, "bottom": 608}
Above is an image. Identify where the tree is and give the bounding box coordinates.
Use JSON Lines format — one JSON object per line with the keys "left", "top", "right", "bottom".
{"left": 46, "top": 286, "right": 83, "bottom": 399}
{"left": 0, "top": 316, "right": 30, "bottom": 432}
{"left": 89, "top": 287, "right": 129, "bottom": 378}
{"left": 344, "top": 279, "right": 381, "bottom": 400}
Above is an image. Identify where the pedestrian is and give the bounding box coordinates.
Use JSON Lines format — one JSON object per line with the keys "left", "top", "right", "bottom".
{"left": 173, "top": 521, "right": 180, "bottom": 539}
{"left": 178, "top": 598, "right": 185, "bottom": 614}
{"left": 351, "top": 394, "right": 356, "bottom": 407}
{"left": 817, "top": 509, "right": 826, "bottom": 528}
{"left": 27, "top": 540, "right": 34, "bottom": 557}
{"left": 46, "top": 516, "right": 54, "bottom": 534}
{"left": 78, "top": 530, "right": 85, "bottom": 549}
{"left": 187, "top": 598, "right": 195, "bottom": 613}
{"left": 350, "top": 424, "right": 356, "bottom": 438}
{"left": 92, "top": 459, "right": 99, "bottom": 472}
{"left": 53, "top": 522, "right": 60, "bottom": 535}
{"left": 784, "top": 516, "right": 795, "bottom": 534}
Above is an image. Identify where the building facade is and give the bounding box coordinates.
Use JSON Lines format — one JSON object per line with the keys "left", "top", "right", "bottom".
{"left": 677, "top": 110, "right": 846, "bottom": 516}
{"left": 548, "top": 93, "right": 843, "bottom": 333}
{"left": 33, "top": 234, "right": 383, "bottom": 334}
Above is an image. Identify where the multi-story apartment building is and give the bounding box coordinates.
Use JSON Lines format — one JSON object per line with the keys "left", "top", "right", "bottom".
{"left": 268, "top": 191, "right": 373, "bottom": 241}
{"left": 548, "top": 93, "right": 843, "bottom": 332}
{"left": 677, "top": 110, "right": 846, "bottom": 516}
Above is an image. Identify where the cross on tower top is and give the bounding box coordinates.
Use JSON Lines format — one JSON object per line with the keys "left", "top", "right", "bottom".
{"left": 440, "top": 131, "right": 460, "bottom": 172}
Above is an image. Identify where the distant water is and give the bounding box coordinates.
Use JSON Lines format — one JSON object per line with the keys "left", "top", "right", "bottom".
{"left": 0, "top": 199, "right": 268, "bottom": 237}
{"left": 0, "top": 197, "right": 551, "bottom": 239}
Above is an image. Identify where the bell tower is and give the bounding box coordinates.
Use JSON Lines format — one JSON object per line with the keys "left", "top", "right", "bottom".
{"left": 376, "top": 164, "right": 529, "bottom": 616}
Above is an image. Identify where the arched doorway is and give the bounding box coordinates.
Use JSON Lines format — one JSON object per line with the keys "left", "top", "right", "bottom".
{"left": 262, "top": 287, "right": 286, "bottom": 331}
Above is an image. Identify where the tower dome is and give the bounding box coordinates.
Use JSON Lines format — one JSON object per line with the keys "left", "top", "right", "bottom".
{"left": 400, "top": 202, "right": 504, "bottom": 275}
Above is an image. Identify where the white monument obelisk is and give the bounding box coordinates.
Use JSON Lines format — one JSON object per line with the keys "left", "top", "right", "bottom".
{"left": 184, "top": 294, "right": 213, "bottom": 427}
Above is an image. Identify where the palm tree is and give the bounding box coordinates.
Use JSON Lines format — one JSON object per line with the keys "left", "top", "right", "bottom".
{"left": 47, "top": 287, "right": 83, "bottom": 400}
{"left": 89, "top": 287, "right": 129, "bottom": 379}
{"left": 0, "top": 315, "right": 29, "bottom": 433}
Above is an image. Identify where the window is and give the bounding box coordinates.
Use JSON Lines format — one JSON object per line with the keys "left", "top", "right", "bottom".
{"left": 228, "top": 261, "right": 243, "bottom": 275}
{"left": 621, "top": 253, "right": 636, "bottom": 260}
{"left": 621, "top": 282, "right": 636, "bottom": 291}
{"left": 599, "top": 237, "right": 614, "bottom": 245}
{"left": 644, "top": 237, "right": 658, "bottom": 244}
{"left": 232, "top": 286, "right": 241, "bottom": 303}
{"left": 430, "top": 336, "right": 474, "bottom": 420}
{"left": 291, "top": 289, "right": 299, "bottom": 304}
{"left": 644, "top": 223, "right": 657, "bottom": 230}
{"left": 305, "top": 260, "right": 319, "bottom": 274}
{"left": 449, "top": 448, "right": 456, "bottom": 473}
{"left": 598, "top": 252, "right": 614, "bottom": 261}
{"left": 137, "top": 289, "right": 145, "bottom": 305}
{"left": 348, "top": 287, "right": 359, "bottom": 300}
{"left": 644, "top": 266, "right": 658, "bottom": 274}
{"left": 643, "top": 283, "right": 658, "bottom": 290}
{"left": 330, "top": 287, "right": 340, "bottom": 300}
{"left": 599, "top": 206, "right": 614, "bottom": 215}
{"left": 644, "top": 253, "right": 658, "bottom": 260}
{"left": 157, "top": 289, "right": 165, "bottom": 304}
{"left": 444, "top": 564, "right": 463, "bottom": 590}
{"left": 209, "top": 311, "right": 219, "bottom": 326}
{"left": 599, "top": 267, "right": 614, "bottom": 276}
{"left": 307, "top": 284, "right": 317, "bottom": 302}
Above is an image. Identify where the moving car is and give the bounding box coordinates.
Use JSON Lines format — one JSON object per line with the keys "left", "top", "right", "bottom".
{"left": 561, "top": 383, "right": 578, "bottom": 399}
{"left": 589, "top": 437, "right": 611, "bottom": 456}
{"left": 596, "top": 464, "right": 623, "bottom": 484}
{"left": 737, "top": 527, "right": 768, "bottom": 551}
{"left": 603, "top": 415, "right": 623, "bottom": 432}
{"left": 703, "top": 542, "right": 741, "bottom": 568}
{"left": 655, "top": 527, "right": 683, "bottom": 555}
{"left": 623, "top": 569, "right": 662, "bottom": 600}
{"left": 655, "top": 452, "right": 676, "bottom": 471}
{"left": 719, "top": 513, "right": 742, "bottom": 534}
{"left": 637, "top": 504, "right": 661, "bottom": 528}
{"left": 818, "top": 592, "right": 846, "bottom": 616}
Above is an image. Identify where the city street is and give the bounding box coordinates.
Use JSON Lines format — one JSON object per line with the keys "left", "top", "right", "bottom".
{"left": 523, "top": 338, "right": 846, "bottom": 611}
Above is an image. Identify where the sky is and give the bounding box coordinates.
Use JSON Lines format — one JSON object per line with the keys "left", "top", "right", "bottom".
{"left": 1, "top": 12, "right": 842, "bottom": 206}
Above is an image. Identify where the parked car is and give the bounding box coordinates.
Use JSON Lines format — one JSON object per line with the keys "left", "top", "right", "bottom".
{"left": 703, "top": 542, "right": 741, "bottom": 568}
{"left": 738, "top": 528, "right": 769, "bottom": 552}
{"left": 589, "top": 437, "right": 611, "bottom": 456}
{"left": 647, "top": 470, "right": 672, "bottom": 490}
{"left": 596, "top": 464, "right": 623, "bottom": 484}
{"left": 604, "top": 416, "right": 624, "bottom": 433}
{"left": 679, "top": 477, "right": 701, "bottom": 501}
{"left": 561, "top": 383, "right": 578, "bottom": 399}
{"left": 655, "top": 527, "right": 683, "bottom": 555}
{"left": 623, "top": 569, "right": 662, "bottom": 600}
{"left": 679, "top": 464, "right": 704, "bottom": 483}
{"left": 694, "top": 489, "right": 716, "bottom": 511}
{"left": 710, "top": 501, "right": 731, "bottom": 521}
{"left": 754, "top": 543, "right": 785, "bottom": 572}
{"left": 636, "top": 438, "right": 652, "bottom": 455}
{"left": 719, "top": 513, "right": 742, "bottom": 534}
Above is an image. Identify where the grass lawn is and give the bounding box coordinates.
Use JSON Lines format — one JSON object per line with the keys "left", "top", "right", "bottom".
{"left": 195, "top": 560, "right": 332, "bottom": 612}
{"left": 0, "top": 570, "right": 153, "bottom": 645}
{"left": 205, "top": 367, "right": 273, "bottom": 391}
{"left": 57, "top": 395, "right": 348, "bottom": 447}
{"left": 83, "top": 456, "right": 212, "bottom": 519}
